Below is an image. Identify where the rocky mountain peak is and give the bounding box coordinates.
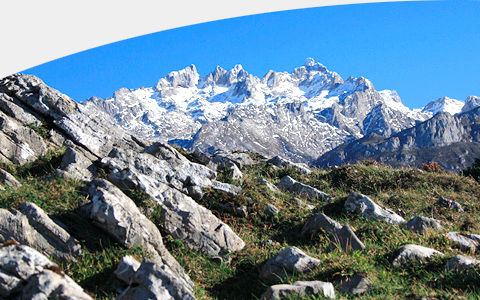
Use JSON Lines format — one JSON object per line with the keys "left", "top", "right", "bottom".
{"left": 462, "top": 95, "right": 480, "bottom": 113}
{"left": 422, "top": 96, "right": 464, "bottom": 116}
{"left": 155, "top": 64, "right": 199, "bottom": 91}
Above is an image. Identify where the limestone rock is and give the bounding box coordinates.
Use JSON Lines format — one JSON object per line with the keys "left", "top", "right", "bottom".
{"left": 211, "top": 151, "right": 255, "bottom": 169}
{"left": 300, "top": 213, "right": 342, "bottom": 236}
{"left": 86, "top": 179, "right": 194, "bottom": 291}
{"left": 405, "top": 216, "right": 442, "bottom": 233}
{"left": 445, "top": 232, "right": 479, "bottom": 253}
{"left": 57, "top": 146, "right": 97, "bottom": 182}
{"left": 0, "top": 91, "right": 44, "bottom": 126}
{"left": 301, "top": 213, "right": 365, "bottom": 253}
{"left": 265, "top": 203, "right": 279, "bottom": 216}
{"left": 0, "top": 244, "right": 93, "bottom": 299}
{"left": 277, "top": 176, "right": 330, "bottom": 200}
{"left": 438, "top": 197, "right": 464, "bottom": 212}
{"left": 345, "top": 192, "right": 405, "bottom": 225}
{"left": 230, "top": 163, "right": 243, "bottom": 180}
{"left": 336, "top": 274, "right": 371, "bottom": 295}
{"left": 329, "top": 224, "right": 366, "bottom": 253}
{"left": 392, "top": 244, "right": 444, "bottom": 267}
{"left": 258, "top": 178, "right": 280, "bottom": 193}
{"left": 267, "top": 156, "right": 312, "bottom": 174}
{"left": 102, "top": 145, "right": 216, "bottom": 197}
{"left": 260, "top": 281, "right": 335, "bottom": 300}
{"left": 260, "top": 247, "right": 321, "bottom": 281}
{"left": 116, "top": 259, "right": 197, "bottom": 300}
{"left": 0, "top": 203, "right": 81, "bottom": 263}
{"left": 0, "top": 110, "right": 48, "bottom": 166}
{"left": 114, "top": 255, "right": 142, "bottom": 284}
{"left": 0, "top": 168, "right": 21, "bottom": 188}
{"left": 445, "top": 254, "right": 480, "bottom": 272}
{"left": 211, "top": 180, "right": 244, "bottom": 196}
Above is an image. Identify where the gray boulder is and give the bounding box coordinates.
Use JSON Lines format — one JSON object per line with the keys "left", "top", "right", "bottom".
{"left": 0, "top": 244, "right": 93, "bottom": 299}
{"left": 267, "top": 156, "right": 312, "bottom": 174}
{"left": 260, "top": 247, "right": 321, "bottom": 281}
{"left": 57, "top": 146, "right": 97, "bottom": 182}
{"left": 102, "top": 145, "right": 216, "bottom": 197}
{"left": 0, "top": 91, "right": 44, "bottom": 126}
{"left": 345, "top": 192, "right": 405, "bottom": 225}
{"left": 336, "top": 274, "right": 371, "bottom": 295}
{"left": 0, "top": 168, "right": 21, "bottom": 188}
{"left": 230, "top": 163, "right": 243, "bottom": 180}
{"left": 114, "top": 255, "right": 141, "bottom": 284}
{"left": 260, "top": 281, "right": 335, "bottom": 300}
{"left": 404, "top": 216, "right": 442, "bottom": 233}
{"left": 116, "top": 259, "right": 197, "bottom": 300}
{"left": 265, "top": 203, "right": 280, "bottom": 216}
{"left": 300, "top": 213, "right": 342, "bottom": 236}
{"left": 301, "top": 213, "right": 365, "bottom": 253}
{"left": 445, "top": 254, "right": 480, "bottom": 272}
{"left": 445, "top": 232, "right": 479, "bottom": 253}
{"left": 211, "top": 151, "right": 255, "bottom": 169}
{"left": 438, "top": 197, "right": 464, "bottom": 212}
{"left": 258, "top": 178, "right": 280, "bottom": 193}
{"left": 86, "top": 179, "right": 194, "bottom": 291}
{"left": 392, "top": 244, "right": 444, "bottom": 267}
{"left": 0, "top": 110, "right": 48, "bottom": 166}
{"left": 277, "top": 176, "right": 330, "bottom": 200}
{"left": 0, "top": 203, "right": 81, "bottom": 263}
{"left": 329, "top": 224, "right": 366, "bottom": 253}
{"left": 211, "top": 180, "right": 244, "bottom": 196}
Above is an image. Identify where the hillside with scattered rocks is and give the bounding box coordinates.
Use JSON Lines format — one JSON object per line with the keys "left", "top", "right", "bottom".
{"left": 1, "top": 74, "right": 480, "bottom": 299}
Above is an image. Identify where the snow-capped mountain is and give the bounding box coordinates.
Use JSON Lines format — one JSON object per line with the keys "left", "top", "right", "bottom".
{"left": 82, "top": 58, "right": 479, "bottom": 163}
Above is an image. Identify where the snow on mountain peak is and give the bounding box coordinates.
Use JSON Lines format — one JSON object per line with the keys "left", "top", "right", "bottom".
{"left": 422, "top": 96, "right": 464, "bottom": 116}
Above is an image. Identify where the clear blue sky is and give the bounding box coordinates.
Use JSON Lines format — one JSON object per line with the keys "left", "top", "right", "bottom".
{"left": 23, "top": 0, "right": 480, "bottom": 109}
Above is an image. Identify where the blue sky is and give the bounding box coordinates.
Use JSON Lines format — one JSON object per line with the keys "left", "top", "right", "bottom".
{"left": 23, "top": 0, "right": 480, "bottom": 109}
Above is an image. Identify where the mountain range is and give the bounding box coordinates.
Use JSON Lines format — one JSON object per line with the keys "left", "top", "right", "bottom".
{"left": 81, "top": 58, "right": 480, "bottom": 169}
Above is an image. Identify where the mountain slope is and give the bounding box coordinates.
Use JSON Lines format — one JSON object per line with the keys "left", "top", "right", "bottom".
{"left": 314, "top": 108, "right": 480, "bottom": 170}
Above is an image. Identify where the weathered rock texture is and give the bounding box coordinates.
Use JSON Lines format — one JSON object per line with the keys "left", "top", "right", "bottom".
{"left": 392, "top": 244, "right": 444, "bottom": 267}
{"left": 100, "top": 148, "right": 245, "bottom": 257}
{"left": 445, "top": 254, "right": 480, "bottom": 272}
{"left": 301, "top": 213, "right": 365, "bottom": 252}
{"left": 260, "top": 247, "right": 321, "bottom": 281}
{"left": 0, "top": 244, "right": 93, "bottom": 299}
{"left": 260, "top": 281, "right": 335, "bottom": 300}
{"left": 0, "top": 168, "right": 21, "bottom": 188}
{"left": 85, "top": 179, "right": 194, "bottom": 291}
{"left": 0, "top": 202, "right": 81, "bottom": 263}
{"left": 404, "top": 216, "right": 442, "bottom": 233}
{"left": 445, "top": 232, "right": 479, "bottom": 253}
{"left": 277, "top": 176, "right": 330, "bottom": 200}
{"left": 345, "top": 192, "right": 405, "bottom": 225}
{"left": 117, "top": 259, "right": 197, "bottom": 300}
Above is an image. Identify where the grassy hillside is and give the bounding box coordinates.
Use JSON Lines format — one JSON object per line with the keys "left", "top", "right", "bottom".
{"left": 1, "top": 150, "right": 480, "bottom": 299}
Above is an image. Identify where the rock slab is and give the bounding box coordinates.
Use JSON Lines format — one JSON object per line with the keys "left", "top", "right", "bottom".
{"left": 345, "top": 192, "right": 405, "bottom": 225}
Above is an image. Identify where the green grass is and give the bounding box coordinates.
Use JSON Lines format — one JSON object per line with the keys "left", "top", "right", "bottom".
{"left": 2, "top": 151, "right": 480, "bottom": 299}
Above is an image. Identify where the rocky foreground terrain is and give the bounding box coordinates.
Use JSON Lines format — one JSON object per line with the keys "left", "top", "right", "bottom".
{"left": 0, "top": 74, "right": 480, "bottom": 299}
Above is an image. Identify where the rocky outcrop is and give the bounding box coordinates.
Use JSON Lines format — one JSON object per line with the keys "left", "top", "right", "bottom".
{"left": 277, "top": 176, "right": 330, "bottom": 200}
{"left": 0, "top": 168, "right": 21, "bottom": 188}
{"left": 438, "top": 197, "right": 464, "bottom": 212}
{"left": 301, "top": 213, "right": 365, "bottom": 253}
{"left": 392, "top": 244, "right": 444, "bottom": 267}
{"left": 0, "top": 110, "right": 48, "bottom": 165}
{"left": 345, "top": 192, "right": 405, "bottom": 225}
{"left": 445, "top": 255, "right": 480, "bottom": 272}
{"left": 99, "top": 150, "right": 245, "bottom": 256}
{"left": 85, "top": 179, "right": 194, "bottom": 291}
{"left": 444, "top": 232, "right": 479, "bottom": 253}
{"left": 267, "top": 156, "right": 312, "bottom": 174}
{"left": 116, "top": 259, "right": 197, "bottom": 300}
{"left": 0, "top": 203, "right": 81, "bottom": 263}
{"left": 404, "top": 216, "right": 442, "bottom": 233}
{"left": 260, "top": 247, "right": 321, "bottom": 281}
{"left": 260, "top": 281, "right": 335, "bottom": 300}
{"left": 0, "top": 243, "right": 93, "bottom": 299}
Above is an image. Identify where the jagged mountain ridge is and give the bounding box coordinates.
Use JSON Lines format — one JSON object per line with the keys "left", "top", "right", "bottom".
{"left": 314, "top": 108, "right": 480, "bottom": 170}
{"left": 85, "top": 58, "right": 470, "bottom": 163}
